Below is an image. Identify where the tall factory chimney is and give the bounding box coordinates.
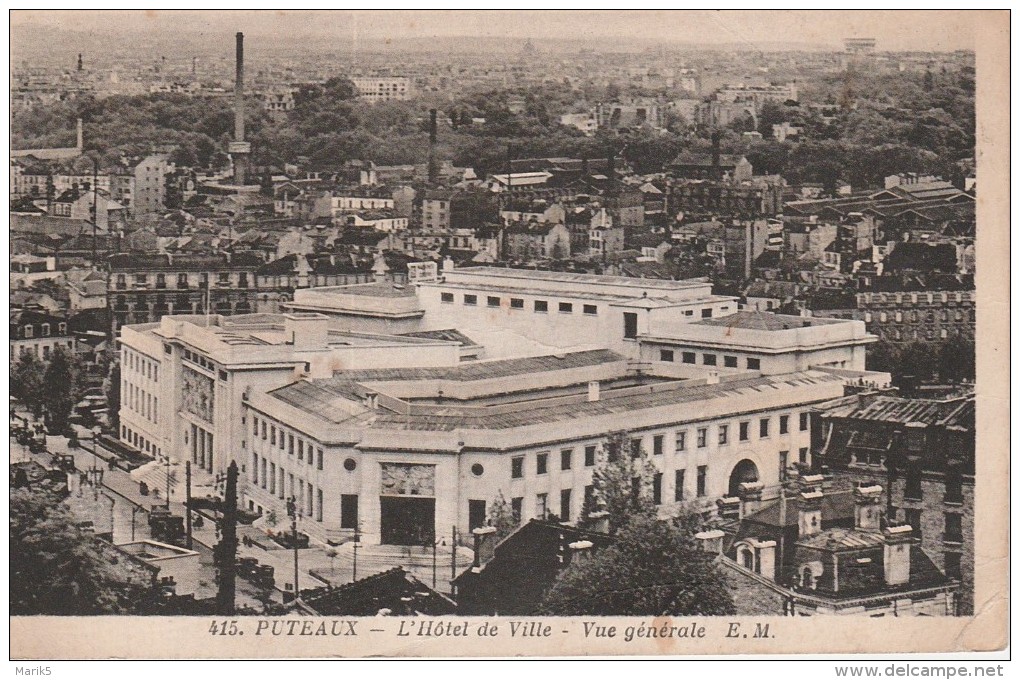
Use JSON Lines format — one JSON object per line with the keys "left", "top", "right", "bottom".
{"left": 230, "top": 31, "right": 252, "bottom": 186}
{"left": 427, "top": 108, "right": 439, "bottom": 186}
{"left": 711, "top": 131, "right": 722, "bottom": 181}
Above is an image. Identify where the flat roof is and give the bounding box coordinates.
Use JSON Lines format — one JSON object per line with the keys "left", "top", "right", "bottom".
{"left": 445, "top": 267, "right": 711, "bottom": 291}
{"left": 694, "top": 311, "right": 844, "bottom": 332}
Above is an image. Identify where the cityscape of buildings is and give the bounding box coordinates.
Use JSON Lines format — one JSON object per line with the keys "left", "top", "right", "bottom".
{"left": 10, "top": 16, "right": 979, "bottom": 622}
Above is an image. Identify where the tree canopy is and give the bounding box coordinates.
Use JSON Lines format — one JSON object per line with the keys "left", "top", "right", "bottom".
{"left": 10, "top": 487, "right": 156, "bottom": 615}
{"left": 539, "top": 511, "right": 736, "bottom": 616}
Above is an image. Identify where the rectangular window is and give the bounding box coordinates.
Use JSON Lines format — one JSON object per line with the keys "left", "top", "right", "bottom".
{"left": 584, "top": 485, "right": 595, "bottom": 512}
{"left": 660, "top": 349, "right": 674, "bottom": 362}
{"left": 298, "top": 440, "right": 304, "bottom": 461}
{"left": 252, "top": 453, "right": 258, "bottom": 484}
{"left": 701, "top": 308, "right": 713, "bottom": 318}
{"left": 536, "top": 493, "right": 548, "bottom": 519}
{"left": 718, "top": 425, "right": 728, "bottom": 446}
{"left": 905, "top": 468, "right": 923, "bottom": 500}
{"left": 583, "top": 304, "right": 598, "bottom": 316}
{"left": 674, "top": 470, "right": 685, "bottom": 502}
{"left": 799, "top": 447, "right": 809, "bottom": 465}
{"left": 779, "top": 415, "right": 790, "bottom": 434}
{"left": 944, "top": 513, "right": 963, "bottom": 543}
{"left": 559, "top": 302, "right": 573, "bottom": 314}
{"left": 560, "top": 489, "right": 572, "bottom": 522}
{"left": 269, "top": 463, "right": 276, "bottom": 494}
{"left": 747, "top": 357, "right": 761, "bottom": 370}
{"left": 441, "top": 292, "right": 454, "bottom": 303}
{"left": 653, "top": 435, "right": 664, "bottom": 456}
{"left": 697, "top": 466, "right": 707, "bottom": 497}
{"left": 253, "top": 416, "right": 259, "bottom": 437}
{"left": 511, "top": 497, "right": 523, "bottom": 523}
{"left": 584, "top": 445, "right": 597, "bottom": 467}
{"left": 317, "top": 448, "right": 324, "bottom": 471}
{"left": 537, "top": 452, "right": 548, "bottom": 475}
{"left": 534, "top": 300, "right": 548, "bottom": 313}
{"left": 800, "top": 412, "right": 810, "bottom": 431}
{"left": 739, "top": 421, "right": 749, "bottom": 441}
{"left": 779, "top": 451, "right": 789, "bottom": 481}
{"left": 260, "top": 458, "right": 267, "bottom": 489}
{"left": 487, "top": 296, "right": 501, "bottom": 307}
{"left": 653, "top": 473, "right": 663, "bottom": 505}
{"left": 463, "top": 294, "right": 477, "bottom": 305}
{"left": 261, "top": 422, "right": 267, "bottom": 440}
{"left": 724, "top": 355, "right": 738, "bottom": 368}
{"left": 759, "top": 418, "right": 770, "bottom": 438}
{"left": 675, "top": 430, "right": 687, "bottom": 452}
{"left": 905, "top": 509, "right": 922, "bottom": 540}
{"left": 697, "top": 428, "right": 707, "bottom": 448}
{"left": 682, "top": 351, "right": 696, "bottom": 364}
{"left": 316, "top": 489, "right": 323, "bottom": 522}
{"left": 944, "top": 470, "right": 964, "bottom": 504}
{"left": 561, "top": 449, "right": 572, "bottom": 470}
{"left": 288, "top": 434, "right": 295, "bottom": 456}
{"left": 510, "top": 298, "right": 524, "bottom": 309}
{"left": 340, "top": 494, "right": 359, "bottom": 530}
{"left": 703, "top": 354, "right": 717, "bottom": 366}
{"left": 511, "top": 456, "right": 524, "bottom": 479}
{"left": 623, "top": 312, "right": 637, "bottom": 338}
{"left": 944, "top": 552, "right": 962, "bottom": 578}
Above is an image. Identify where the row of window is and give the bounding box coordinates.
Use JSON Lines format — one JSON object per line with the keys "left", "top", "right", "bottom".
{"left": 509, "top": 415, "right": 809, "bottom": 480}
{"left": 659, "top": 349, "right": 761, "bottom": 370}
{"left": 123, "top": 380, "right": 158, "bottom": 424}
{"left": 19, "top": 322, "right": 67, "bottom": 339}
{"left": 440, "top": 291, "right": 600, "bottom": 316}
{"left": 115, "top": 272, "right": 250, "bottom": 290}
{"left": 125, "top": 349, "right": 159, "bottom": 383}
{"left": 250, "top": 453, "right": 323, "bottom": 521}
{"left": 251, "top": 415, "right": 325, "bottom": 471}
{"left": 121, "top": 424, "right": 160, "bottom": 457}
{"left": 182, "top": 349, "right": 215, "bottom": 372}
{"left": 861, "top": 291, "right": 971, "bottom": 305}
{"left": 869, "top": 309, "right": 974, "bottom": 324}
{"left": 13, "top": 341, "right": 72, "bottom": 360}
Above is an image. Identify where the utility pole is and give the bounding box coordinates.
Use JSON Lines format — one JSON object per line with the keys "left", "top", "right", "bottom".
{"left": 214, "top": 461, "right": 238, "bottom": 615}
{"left": 450, "top": 524, "right": 458, "bottom": 585}
{"left": 185, "top": 461, "right": 193, "bottom": 549}
{"left": 287, "top": 496, "right": 300, "bottom": 602}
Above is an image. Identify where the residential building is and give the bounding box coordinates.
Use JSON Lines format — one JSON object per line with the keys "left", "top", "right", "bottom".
{"left": 714, "top": 479, "right": 959, "bottom": 616}
{"left": 811, "top": 392, "right": 975, "bottom": 614}
{"left": 10, "top": 308, "right": 75, "bottom": 361}
{"left": 132, "top": 154, "right": 174, "bottom": 216}
{"left": 107, "top": 252, "right": 265, "bottom": 332}
{"left": 350, "top": 77, "right": 411, "bottom": 102}
{"left": 856, "top": 290, "right": 975, "bottom": 343}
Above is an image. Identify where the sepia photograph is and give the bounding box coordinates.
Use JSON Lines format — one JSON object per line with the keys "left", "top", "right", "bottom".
{"left": 7, "top": 8, "right": 1009, "bottom": 663}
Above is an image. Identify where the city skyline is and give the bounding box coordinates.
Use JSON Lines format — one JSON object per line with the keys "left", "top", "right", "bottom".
{"left": 12, "top": 9, "right": 978, "bottom": 53}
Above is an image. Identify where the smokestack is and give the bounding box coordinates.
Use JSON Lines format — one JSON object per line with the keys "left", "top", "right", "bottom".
{"left": 711, "top": 131, "right": 722, "bottom": 181}
{"left": 231, "top": 32, "right": 251, "bottom": 185}
{"left": 235, "top": 32, "right": 245, "bottom": 143}
{"left": 427, "top": 108, "right": 439, "bottom": 186}
{"left": 76, "top": 118, "right": 83, "bottom": 151}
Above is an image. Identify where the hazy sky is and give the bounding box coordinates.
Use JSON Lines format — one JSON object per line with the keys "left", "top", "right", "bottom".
{"left": 12, "top": 9, "right": 978, "bottom": 51}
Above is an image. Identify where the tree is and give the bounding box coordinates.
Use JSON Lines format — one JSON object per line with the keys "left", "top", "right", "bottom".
{"left": 11, "top": 352, "right": 46, "bottom": 419}
{"left": 487, "top": 491, "right": 519, "bottom": 541}
{"left": 538, "top": 511, "right": 736, "bottom": 616}
{"left": 10, "top": 487, "right": 155, "bottom": 614}
{"left": 43, "top": 346, "right": 80, "bottom": 433}
{"left": 579, "top": 432, "right": 659, "bottom": 535}
{"left": 938, "top": 337, "right": 975, "bottom": 383}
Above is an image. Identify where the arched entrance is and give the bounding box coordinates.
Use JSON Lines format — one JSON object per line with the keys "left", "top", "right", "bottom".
{"left": 728, "top": 459, "right": 760, "bottom": 497}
